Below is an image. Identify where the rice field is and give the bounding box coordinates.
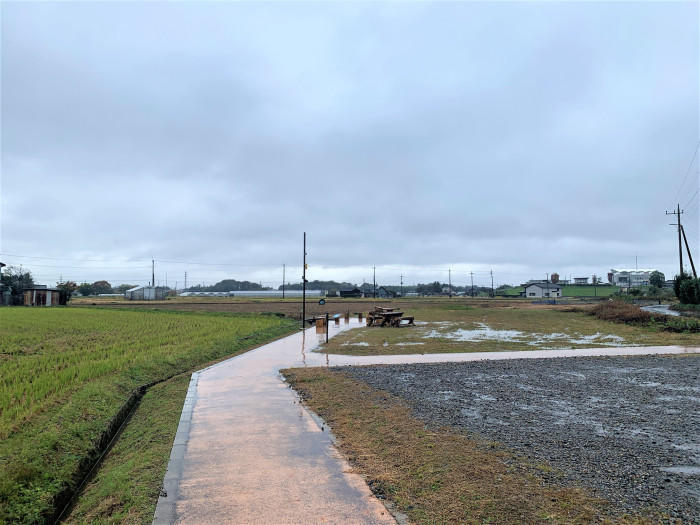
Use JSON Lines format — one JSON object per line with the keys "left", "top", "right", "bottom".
{"left": 0, "top": 307, "right": 295, "bottom": 523}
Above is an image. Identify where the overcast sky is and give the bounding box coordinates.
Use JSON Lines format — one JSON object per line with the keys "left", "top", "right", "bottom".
{"left": 1, "top": 1, "right": 698, "bottom": 289}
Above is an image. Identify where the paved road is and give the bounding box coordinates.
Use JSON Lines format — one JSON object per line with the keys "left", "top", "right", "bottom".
{"left": 153, "top": 318, "right": 698, "bottom": 524}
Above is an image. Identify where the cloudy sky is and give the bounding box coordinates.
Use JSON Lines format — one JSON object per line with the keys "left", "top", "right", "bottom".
{"left": 1, "top": 1, "right": 698, "bottom": 289}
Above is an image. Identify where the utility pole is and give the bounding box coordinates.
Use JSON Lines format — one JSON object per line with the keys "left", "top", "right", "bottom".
{"left": 490, "top": 269, "right": 494, "bottom": 297}
{"left": 373, "top": 266, "right": 377, "bottom": 299}
{"left": 666, "top": 204, "right": 684, "bottom": 277}
{"left": 302, "top": 232, "right": 307, "bottom": 328}
{"left": 184, "top": 271, "right": 187, "bottom": 291}
{"left": 681, "top": 225, "right": 698, "bottom": 278}
{"left": 400, "top": 274, "right": 403, "bottom": 297}
{"left": 152, "top": 259, "right": 155, "bottom": 287}
{"left": 470, "top": 271, "right": 474, "bottom": 297}
{"left": 448, "top": 268, "right": 452, "bottom": 298}
{"left": 282, "top": 264, "right": 286, "bottom": 299}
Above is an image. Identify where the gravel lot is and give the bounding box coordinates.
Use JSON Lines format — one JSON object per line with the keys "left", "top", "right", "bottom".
{"left": 339, "top": 355, "right": 700, "bottom": 522}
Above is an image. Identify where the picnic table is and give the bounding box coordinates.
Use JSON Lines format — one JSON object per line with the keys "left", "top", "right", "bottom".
{"left": 366, "top": 307, "right": 415, "bottom": 327}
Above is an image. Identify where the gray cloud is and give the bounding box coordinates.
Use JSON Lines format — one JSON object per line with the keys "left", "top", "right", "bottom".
{"left": 1, "top": 1, "right": 698, "bottom": 288}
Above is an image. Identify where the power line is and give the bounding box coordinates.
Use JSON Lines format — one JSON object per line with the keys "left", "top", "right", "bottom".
{"left": 683, "top": 189, "right": 699, "bottom": 210}
{"left": 674, "top": 140, "right": 700, "bottom": 202}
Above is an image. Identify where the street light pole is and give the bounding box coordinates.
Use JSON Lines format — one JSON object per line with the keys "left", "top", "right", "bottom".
{"left": 302, "top": 233, "right": 307, "bottom": 328}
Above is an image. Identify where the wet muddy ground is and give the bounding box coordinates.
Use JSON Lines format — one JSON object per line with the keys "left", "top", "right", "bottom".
{"left": 340, "top": 355, "right": 700, "bottom": 522}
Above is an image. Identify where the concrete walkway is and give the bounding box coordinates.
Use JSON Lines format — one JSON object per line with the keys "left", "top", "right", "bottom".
{"left": 154, "top": 318, "right": 698, "bottom": 524}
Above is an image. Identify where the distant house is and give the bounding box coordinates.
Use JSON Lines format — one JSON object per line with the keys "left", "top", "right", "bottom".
{"left": 125, "top": 285, "right": 168, "bottom": 300}
{"left": 573, "top": 277, "right": 588, "bottom": 285}
{"left": 23, "top": 285, "right": 62, "bottom": 306}
{"left": 339, "top": 288, "right": 362, "bottom": 298}
{"left": 609, "top": 269, "right": 655, "bottom": 287}
{"left": 361, "top": 287, "right": 396, "bottom": 298}
{"left": 523, "top": 282, "right": 562, "bottom": 298}
{"left": 377, "top": 286, "right": 396, "bottom": 298}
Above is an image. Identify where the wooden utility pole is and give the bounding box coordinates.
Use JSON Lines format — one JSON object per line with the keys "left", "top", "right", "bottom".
{"left": 666, "top": 204, "right": 684, "bottom": 276}
{"left": 302, "top": 233, "right": 307, "bottom": 328}
{"left": 470, "top": 271, "right": 474, "bottom": 297}
{"left": 152, "top": 259, "right": 155, "bottom": 287}
{"left": 400, "top": 274, "right": 403, "bottom": 297}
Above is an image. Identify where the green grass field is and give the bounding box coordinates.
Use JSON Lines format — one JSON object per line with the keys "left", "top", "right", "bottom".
{"left": 561, "top": 285, "right": 618, "bottom": 297}
{"left": 323, "top": 304, "right": 700, "bottom": 356}
{"left": 0, "top": 307, "right": 295, "bottom": 524}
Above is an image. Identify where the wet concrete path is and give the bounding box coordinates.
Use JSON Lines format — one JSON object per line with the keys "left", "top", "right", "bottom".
{"left": 153, "top": 318, "right": 698, "bottom": 524}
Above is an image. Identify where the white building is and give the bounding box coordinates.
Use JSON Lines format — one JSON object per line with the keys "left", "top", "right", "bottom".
{"left": 125, "top": 285, "right": 168, "bottom": 300}
{"left": 609, "top": 269, "right": 655, "bottom": 287}
{"left": 523, "top": 282, "right": 562, "bottom": 298}
{"left": 178, "top": 290, "right": 324, "bottom": 298}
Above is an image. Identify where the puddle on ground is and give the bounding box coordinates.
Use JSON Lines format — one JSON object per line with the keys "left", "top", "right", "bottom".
{"left": 341, "top": 342, "right": 370, "bottom": 347}
{"left": 659, "top": 466, "right": 700, "bottom": 476}
{"left": 421, "top": 322, "right": 629, "bottom": 347}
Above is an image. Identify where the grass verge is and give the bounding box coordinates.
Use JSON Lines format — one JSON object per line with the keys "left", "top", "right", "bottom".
{"left": 62, "top": 374, "right": 190, "bottom": 524}
{"left": 283, "top": 367, "right": 653, "bottom": 524}
{"left": 0, "top": 307, "right": 296, "bottom": 524}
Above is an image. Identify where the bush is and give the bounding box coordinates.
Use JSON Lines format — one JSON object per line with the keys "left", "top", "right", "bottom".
{"left": 678, "top": 278, "right": 700, "bottom": 305}
{"left": 589, "top": 301, "right": 656, "bottom": 324}
{"left": 673, "top": 273, "right": 691, "bottom": 300}
{"left": 590, "top": 300, "right": 700, "bottom": 332}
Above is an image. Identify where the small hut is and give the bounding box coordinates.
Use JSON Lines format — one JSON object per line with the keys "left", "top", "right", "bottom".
{"left": 23, "top": 285, "right": 61, "bottom": 306}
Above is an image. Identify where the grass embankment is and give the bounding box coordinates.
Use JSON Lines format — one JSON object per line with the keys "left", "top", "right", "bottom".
{"left": 283, "top": 368, "right": 643, "bottom": 524}
{"left": 323, "top": 303, "right": 700, "bottom": 356}
{"left": 63, "top": 374, "right": 189, "bottom": 524}
{"left": 0, "top": 307, "right": 296, "bottom": 524}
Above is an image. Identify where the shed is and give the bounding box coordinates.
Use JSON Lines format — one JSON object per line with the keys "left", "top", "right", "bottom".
{"left": 523, "top": 282, "right": 562, "bottom": 298}
{"left": 24, "top": 286, "right": 61, "bottom": 306}
{"left": 339, "top": 288, "right": 362, "bottom": 298}
{"left": 0, "top": 283, "right": 11, "bottom": 306}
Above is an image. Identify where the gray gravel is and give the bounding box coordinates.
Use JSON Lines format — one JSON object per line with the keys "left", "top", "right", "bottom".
{"left": 338, "top": 355, "right": 700, "bottom": 522}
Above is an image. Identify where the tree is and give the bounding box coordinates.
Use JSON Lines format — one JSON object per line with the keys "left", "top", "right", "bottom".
{"left": 0, "top": 266, "right": 34, "bottom": 304}
{"left": 92, "top": 280, "right": 112, "bottom": 295}
{"left": 679, "top": 278, "right": 700, "bottom": 305}
{"left": 115, "top": 284, "right": 137, "bottom": 293}
{"left": 77, "top": 282, "right": 95, "bottom": 296}
{"left": 56, "top": 281, "right": 78, "bottom": 301}
{"left": 551, "top": 273, "right": 559, "bottom": 284}
{"left": 673, "top": 273, "right": 691, "bottom": 299}
{"left": 649, "top": 271, "right": 665, "bottom": 288}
